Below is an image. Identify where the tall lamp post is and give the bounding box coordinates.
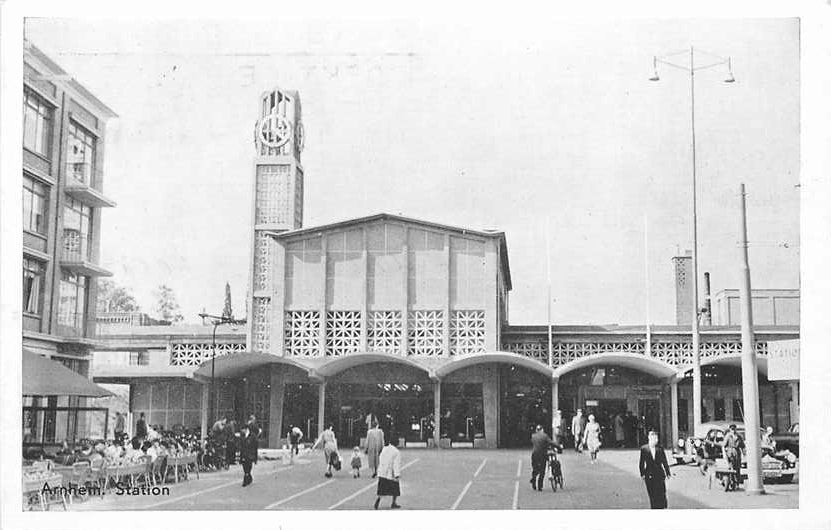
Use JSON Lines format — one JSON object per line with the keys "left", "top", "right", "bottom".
{"left": 649, "top": 47, "right": 735, "bottom": 434}
{"left": 198, "top": 312, "right": 246, "bottom": 424}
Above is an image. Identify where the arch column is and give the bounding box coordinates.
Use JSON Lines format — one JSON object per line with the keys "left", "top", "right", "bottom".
{"left": 316, "top": 378, "right": 326, "bottom": 436}
{"left": 669, "top": 376, "right": 679, "bottom": 444}
{"left": 551, "top": 376, "right": 560, "bottom": 436}
{"left": 432, "top": 375, "right": 442, "bottom": 449}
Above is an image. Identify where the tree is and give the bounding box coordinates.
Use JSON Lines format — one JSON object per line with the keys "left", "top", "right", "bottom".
{"left": 153, "top": 284, "right": 184, "bottom": 323}
{"left": 96, "top": 279, "right": 140, "bottom": 313}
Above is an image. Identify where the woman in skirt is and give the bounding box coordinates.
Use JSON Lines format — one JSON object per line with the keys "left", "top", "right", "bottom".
{"left": 374, "top": 436, "right": 402, "bottom": 509}
{"left": 583, "top": 414, "right": 602, "bottom": 463}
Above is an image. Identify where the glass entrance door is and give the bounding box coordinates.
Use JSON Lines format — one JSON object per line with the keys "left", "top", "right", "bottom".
{"left": 638, "top": 399, "right": 661, "bottom": 446}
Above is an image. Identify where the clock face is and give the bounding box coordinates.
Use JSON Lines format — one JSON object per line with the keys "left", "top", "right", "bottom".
{"left": 295, "top": 121, "right": 305, "bottom": 153}
{"left": 257, "top": 111, "right": 292, "bottom": 148}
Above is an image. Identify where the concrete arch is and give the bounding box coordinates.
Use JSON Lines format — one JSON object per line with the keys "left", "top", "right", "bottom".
{"left": 434, "top": 351, "right": 554, "bottom": 379}
{"left": 193, "top": 352, "right": 311, "bottom": 381}
{"left": 552, "top": 352, "right": 677, "bottom": 379}
{"left": 682, "top": 355, "right": 769, "bottom": 377}
{"left": 313, "top": 352, "right": 432, "bottom": 378}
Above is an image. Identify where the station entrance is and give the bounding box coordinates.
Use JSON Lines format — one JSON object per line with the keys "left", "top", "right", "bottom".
{"left": 558, "top": 365, "right": 668, "bottom": 447}
{"left": 323, "top": 362, "right": 434, "bottom": 448}
{"left": 499, "top": 364, "right": 552, "bottom": 448}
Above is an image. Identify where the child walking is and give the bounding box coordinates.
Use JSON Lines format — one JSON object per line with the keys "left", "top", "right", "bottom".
{"left": 351, "top": 446, "right": 362, "bottom": 478}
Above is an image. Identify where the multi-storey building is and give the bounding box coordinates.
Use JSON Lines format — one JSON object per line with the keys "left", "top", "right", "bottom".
{"left": 91, "top": 86, "right": 799, "bottom": 450}
{"left": 22, "top": 41, "right": 117, "bottom": 446}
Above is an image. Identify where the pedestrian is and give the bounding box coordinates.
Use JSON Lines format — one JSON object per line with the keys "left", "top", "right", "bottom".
{"left": 114, "top": 411, "right": 126, "bottom": 443}
{"left": 247, "top": 414, "right": 261, "bottom": 439}
{"left": 225, "top": 419, "right": 237, "bottom": 465}
{"left": 312, "top": 425, "right": 339, "bottom": 478}
{"left": 571, "top": 409, "right": 586, "bottom": 452}
{"left": 288, "top": 424, "right": 303, "bottom": 457}
{"left": 529, "top": 424, "right": 552, "bottom": 491}
{"left": 135, "top": 412, "right": 148, "bottom": 441}
{"left": 761, "top": 425, "right": 776, "bottom": 454}
{"left": 639, "top": 430, "right": 672, "bottom": 509}
{"left": 366, "top": 421, "right": 385, "bottom": 478}
{"left": 583, "top": 414, "right": 602, "bottom": 463}
{"left": 239, "top": 423, "right": 258, "bottom": 487}
{"left": 351, "top": 446, "right": 363, "bottom": 478}
{"left": 721, "top": 424, "right": 745, "bottom": 486}
{"left": 614, "top": 412, "right": 626, "bottom": 448}
{"left": 373, "top": 436, "right": 402, "bottom": 509}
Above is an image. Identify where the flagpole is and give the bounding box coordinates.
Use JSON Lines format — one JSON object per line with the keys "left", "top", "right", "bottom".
{"left": 644, "top": 214, "right": 651, "bottom": 356}
{"left": 546, "top": 217, "right": 553, "bottom": 369}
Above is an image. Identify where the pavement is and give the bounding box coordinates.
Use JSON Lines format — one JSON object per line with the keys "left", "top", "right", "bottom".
{"left": 70, "top": 449, "right": 798, "bottom": 511}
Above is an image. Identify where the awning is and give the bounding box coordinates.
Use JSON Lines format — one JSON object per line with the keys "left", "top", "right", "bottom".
{"left": 23, "top": 349, "right": 115, "bottom": 397}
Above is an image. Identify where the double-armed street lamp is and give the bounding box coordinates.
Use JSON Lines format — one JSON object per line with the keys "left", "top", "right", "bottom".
{"left": 198, "top": 312, "right": 246, "bottom": 424}
{"left": 649, "top": 47, "right": 735, "bottom": 436}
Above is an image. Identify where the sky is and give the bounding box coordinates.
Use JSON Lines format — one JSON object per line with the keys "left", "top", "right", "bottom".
{"left": 25, "top": 18, "right": 800, "bottom": 326}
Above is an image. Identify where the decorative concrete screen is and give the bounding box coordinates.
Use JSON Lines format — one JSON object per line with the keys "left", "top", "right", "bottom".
{"left": 325, "top": 310, "right": 362, "bottom": 356}
{"left": 367, "top": 310, "right": 403, "bottom": 354}
{"left": 252, "top": 297, "right": 271, "bottom": 353}
{"left": 255, "top": 165, "right": 293, "bottom": 225}
{"left": 170, "top": 342, "right": 247, "bottom": 366}
{"left": 407, "top": 310, "right": 445, "bottom": 356}
{"left": 450, "top": 310, "right": 486, "bottom": 355}
{"left": 284, "top": 310, "right": 321, "bottom": 356}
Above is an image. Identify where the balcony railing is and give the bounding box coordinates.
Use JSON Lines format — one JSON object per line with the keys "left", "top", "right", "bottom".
{"left": 62, "top": 230, "right": 92, "bottom": 262}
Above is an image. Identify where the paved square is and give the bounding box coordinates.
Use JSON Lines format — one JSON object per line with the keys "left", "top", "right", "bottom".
{"left": 73, "top": 449, "right": 798, "bottom": 511}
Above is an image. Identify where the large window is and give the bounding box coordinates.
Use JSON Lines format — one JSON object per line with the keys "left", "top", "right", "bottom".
{"left": 58, "top": 271, "right": 87, "bottom": 332}
{"left": 62, "top": 197, "right": 93, "bottom": 261}
{"left": 23, "top": 258, "right": 45, "bottom": 315}
{"left": 23, "top": 175, "right": 49, "bottom": 235}
{"left": 23, "top": 88, "right": 53, "bottom": 157}
{"left": 67, "top": 122, "right": 96, "bottom": 185}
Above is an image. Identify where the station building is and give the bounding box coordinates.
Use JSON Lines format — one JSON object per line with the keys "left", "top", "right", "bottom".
{"left": 92, "top": 87, "right": 800, "bottom": 449}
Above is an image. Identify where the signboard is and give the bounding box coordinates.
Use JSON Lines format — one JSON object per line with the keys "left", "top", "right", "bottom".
{"left": 585, "top": 400, "right": 599, "bottom": 406}
{"left": 767, "top": 339, "right": 800, "bottom": 381}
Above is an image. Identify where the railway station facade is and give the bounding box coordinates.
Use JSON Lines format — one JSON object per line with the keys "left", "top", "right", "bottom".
{"left": 93, "top": 87, "right": 800, "bottom": 449}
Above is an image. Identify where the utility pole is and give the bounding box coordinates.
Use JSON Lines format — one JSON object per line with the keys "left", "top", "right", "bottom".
{"left": 738, "top": 183, "right": 765, "bottom": 494}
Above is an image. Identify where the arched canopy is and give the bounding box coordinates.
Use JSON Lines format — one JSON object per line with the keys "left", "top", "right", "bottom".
{"left": 434, "top": 351, "right": 554, "bottom": 379}
{"left": 193, "top": 352, "right": 310, "bottom": 381}
{"left": 697, "top": 355, "right": 769, "bottom": 377}
{"left": 552, "top": 352, "right": 677, "bottom": 379}
{"left": 313, "top": 352, "right": 432, "bottom": 378}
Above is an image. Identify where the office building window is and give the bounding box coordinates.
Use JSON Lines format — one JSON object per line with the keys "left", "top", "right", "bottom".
{"left": 129, "top": 352, "right": 149, "bottom": 366}
{"left": 678, "top": 398, "right": 689, "bottom": 433}
{"left": 58, "top": 271, "right": 87, "bottom": 330}
{"left": 67, "top": 121, "right": 96, "bottom": 185}
{"left": 23, "top": 258, "right": 45, "bottom": 315}
{"left": 63, "top": 196, "right": 93, "bottom": 261}
{"left": 714, "top": 398, "right": 726, "bottom": 421}
{"left": 23, "top": 174, "right": 48, "bottom": 235}
{"left": 23, "top": 88, "right": 53, "bottom": 157}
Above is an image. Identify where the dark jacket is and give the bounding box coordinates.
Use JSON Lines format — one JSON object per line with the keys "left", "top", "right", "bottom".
{"left": 239, "top": 432, "right": 258, "bottom": 463}
{"left": 136, "top": 419, "right": 148, "bottom": 438}
{"left": 639, "top": 444, "right": 671, "bottom": 480}
{"left": 531, "top": 430, "right": 553, "bottom": 456}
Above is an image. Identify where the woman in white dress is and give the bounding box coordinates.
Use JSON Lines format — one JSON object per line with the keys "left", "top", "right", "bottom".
{"left": 582, "top": 414, "right": 602, "bottom": 463}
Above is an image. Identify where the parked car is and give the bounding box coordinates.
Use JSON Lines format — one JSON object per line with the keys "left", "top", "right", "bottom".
{"left": 772, "top": 422, "right": 799, "bottom": 457}
{"left": 672, "top": 421, "right": 798, "bottom": 484}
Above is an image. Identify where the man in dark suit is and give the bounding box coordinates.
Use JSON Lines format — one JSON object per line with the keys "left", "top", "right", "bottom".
{"left": 239, "top": 424, "right": 259, "bottom": 487}
{"left": 639, "top": 430, "right": 672, "bottom": 509}
{"left": 530, "top": 425, "right": 552, "bottom": 491}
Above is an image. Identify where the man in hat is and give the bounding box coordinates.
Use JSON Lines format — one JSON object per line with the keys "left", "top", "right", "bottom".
{"left": 239, "top": 423, "right": 258, "bottom": 487}
{"left": 571, "top": 409, "right": 586, "bottom": 452}
{"left": 721, "top": 424, "right": 744, "bottom": 485}
{"left": 639, "top": 430, "right": 672, "bottom": 509}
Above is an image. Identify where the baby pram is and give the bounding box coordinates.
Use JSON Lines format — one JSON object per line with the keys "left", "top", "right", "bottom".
{"left": 547, "top": 445, "right": 564, "bottom": 492}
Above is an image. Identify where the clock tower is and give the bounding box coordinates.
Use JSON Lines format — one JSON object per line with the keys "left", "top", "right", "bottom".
{"left": 248, "top": 87, "right": 304, "bottom": 353}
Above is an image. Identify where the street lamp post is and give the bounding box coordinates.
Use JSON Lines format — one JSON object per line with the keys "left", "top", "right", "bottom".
{"left": 650, "top": 46, "right": 735, "bottom": 434}
{"left": 198, "top": 312, "right": 246, "bottom": 424}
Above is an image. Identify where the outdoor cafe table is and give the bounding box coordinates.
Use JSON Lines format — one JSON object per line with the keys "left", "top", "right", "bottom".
{"left": 167, "top": 454, "right": 199, "bottom": 483}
